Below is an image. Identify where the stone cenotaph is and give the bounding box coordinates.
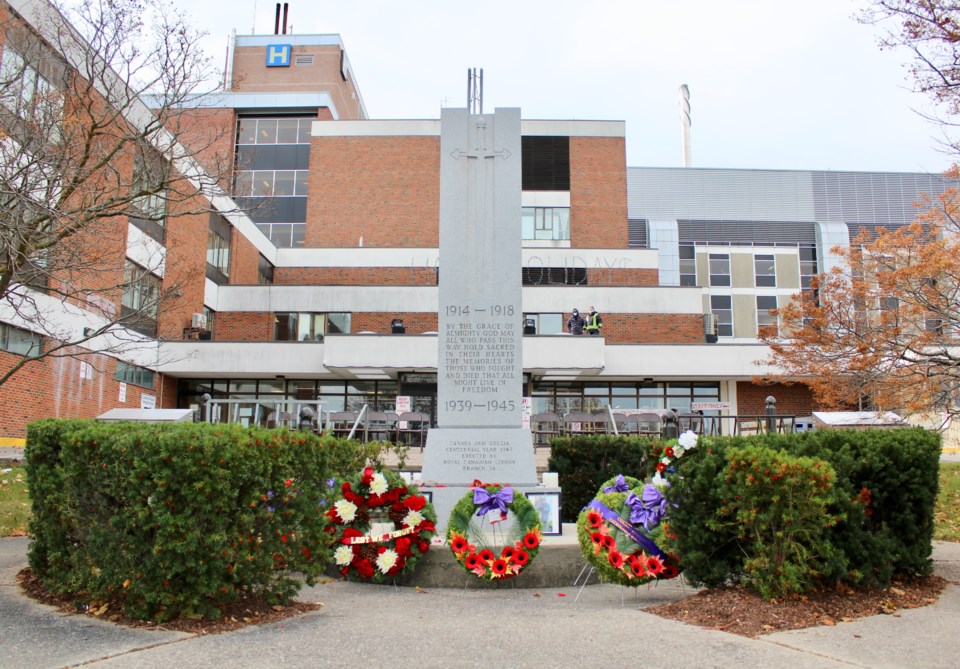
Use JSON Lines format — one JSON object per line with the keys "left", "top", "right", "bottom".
{"left": 421, "top": 107, "right": 546, "bottom": 527}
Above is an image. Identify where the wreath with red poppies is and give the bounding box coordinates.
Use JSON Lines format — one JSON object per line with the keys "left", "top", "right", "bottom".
{"left": 446, "top": 482, "right": 542, "bottom": 580}
{"left": 576, "top": 473, "right": 681, "bottom": 587}
{"left": 327, "top": 467, "right": 437, "bottom": 582}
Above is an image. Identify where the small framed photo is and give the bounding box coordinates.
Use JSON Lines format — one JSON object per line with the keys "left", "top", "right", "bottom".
{"left": 525, "top": 492, "right": 562, "bottom": 536}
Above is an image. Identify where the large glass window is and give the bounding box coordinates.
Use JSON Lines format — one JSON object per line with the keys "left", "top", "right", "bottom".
{"left": 0, "top": 322, "right": 41, "bottom": 357}
{"left": 799, "top": 245, "right": 818, "bottom": 291}
{"left": 710, "top": 295, "right": 733, "bottom": 337}
{"left": 709, "top": 253, "right": 731, "bottom": 287}
{"left": 522, "top": 313, "right": 563, "bottom": 334}
{"left": 521, "top": 207, "right": 570, "bottom": 241}
{"left": 679, "top": 243, "right": 696, "bottom": 286}
{"left": 274, "top": 312, "right": 351, "bottom": 341}
{"left": 754, "top": 254, "right": 776, "bottom": 287}
{"left": 115, "top": 360, "right": 154, "bottom": 389}
{"left": 206, "top": 214, "right": 231, "bottom": 282}
{"left": 0, "top": 46, "right": 62, "bottom": 127}
{"left": 129, "top": 145, "right": 167, "bottom": 243}
{"left": 756, "top": 295, "right": 778, "bottom": 335}
{"left": 121, "top": 261, "right": 161, "bottom": 337}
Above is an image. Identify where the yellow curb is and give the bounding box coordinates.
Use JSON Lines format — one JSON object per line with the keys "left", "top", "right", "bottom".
{"left": 0, "top": 437, "right": 26, "bottom": 447}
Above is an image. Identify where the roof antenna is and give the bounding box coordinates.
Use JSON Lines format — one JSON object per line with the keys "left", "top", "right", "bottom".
{"left": 467, "top": 68, "right": 483, "bottom": 114}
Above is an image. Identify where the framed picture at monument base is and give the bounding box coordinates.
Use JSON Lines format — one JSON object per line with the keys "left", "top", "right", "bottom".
{"left": 526, "top": 492, "right": 562, "bottom": 536}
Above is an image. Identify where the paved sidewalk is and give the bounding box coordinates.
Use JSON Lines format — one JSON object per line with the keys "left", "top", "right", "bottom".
{"left": 1, "top": 536, "right": 958, "bottom": 668}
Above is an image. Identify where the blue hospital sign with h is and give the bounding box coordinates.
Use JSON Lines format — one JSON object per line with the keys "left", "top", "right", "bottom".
{"left": 266, "top": 44, "right": 291, "bottom": 67}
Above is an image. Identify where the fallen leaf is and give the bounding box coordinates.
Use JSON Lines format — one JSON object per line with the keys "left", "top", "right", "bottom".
{"left": 762, "top": 624, "right": 775, "bottom": 631}
{"left": 271, "top": 605, "right": 284, "bottom": 612}
{"left": 533, "top": 592, "right": 541, "bottom": 598}
{"left": 890, "top": 587, "right": 905, "bottom": 596}
{"left": 93, "top": 603, "right": 109, "bottom": 616}
{"left": 122, "top": 578, "right": 131, "bottom": 589}
{"left": 822, "top": 618, "right": 836, "bottom": 626}
{"left": 841, "top": 617, "right": 855, "bottom": 623}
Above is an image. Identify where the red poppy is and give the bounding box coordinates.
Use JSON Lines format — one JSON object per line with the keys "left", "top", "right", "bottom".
{"left": 478, "top": 548, "right": 495, "bottom": 562}
{"left": 522, "top": 532, "right": 540, "bottom": 550}
{"left": 513, "top": 549, "right": 529, "bottom": 566}
{"left": 601, "top": 534, "right": 615, "bottom": 550}
{"left": 607, "top": 550, "right": 625, "bottom": 569}
{"left": 661, "top": 564, "right": 679, "bottom": 579}
{"left": 450, "top": 535, "right": 470, "bottom": 553}
{"left": 645, "top": 554, "right": 664, "bottom": 575}
{"left": 465, "top": 553, "right": 483, "bottom": 570}
{"left": 630, "top": 559, "right": 646, "bottom": 578}
{"left": 404, "top": 495, "right": 426, "bottom": 511}
{"left": 500, "top": 546, "right": 516, "bottom": 561}
{"left": 590, "top": 532, "right": 603, "bottom": 546}
{"left": 491, "top": 559, "right": 509, "bottom": 577}
{"left": 587, "top": 511, "right": 603, "bottom": 528}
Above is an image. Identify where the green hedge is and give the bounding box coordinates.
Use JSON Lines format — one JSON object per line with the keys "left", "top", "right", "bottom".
{"left": 548, "top": 435, "right": 655, "bottom": 522}
{"left": 666, "top": 428, "right": 940, "bottom": 591}
{"left": 26, "top": 420, "right": 366, "bottom": 621}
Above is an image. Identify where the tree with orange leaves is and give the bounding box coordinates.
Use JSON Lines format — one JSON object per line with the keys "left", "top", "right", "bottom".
{"left": 762, "top": 175, "right": 960, "bottom": 423}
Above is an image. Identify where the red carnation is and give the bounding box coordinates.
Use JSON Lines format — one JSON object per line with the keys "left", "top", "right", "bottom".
{"left": 392, "top": 501, "right": 404, "bottom": 512}
{"left": 522, "top": 532, "right": 540, "bottom": 550}
{"left": 404, "top": 495, "right": 426, "bottom": 511}
{"left": 491, "top": 559, "right": 509, "bottom": 577}
{"left": 478, "top": 548, "right": 495, "bottom": 562}
{"left": 341, "top": 482, "right": 352, "bottom": 494}
{"left": 361, "top": 466, "right": 375, "bottom": 485}
{"left": 341, "top": 528, "right": 363, "bottom": 544}
{"left": 450, "top": 535, "right": 470, "bottom": 553}
{"left": 587, "top": 511, "right": 603, "bottom": 528}
{"left": 418, "top": 541, "right": 430, "bottom": 554}
{"left": 513, "top": 549, "right": 529, "bottom": 566}
{"left": 395, "top": 537, "right": 412, "bottom": 556}
{"left": 607, "top": 550, "right": 625, "bottom": 569}
{"left": 646, "top": 554, "right": 664, "bottom": 575}
{"left": 368, "top": 493, "right": 383, "bottom": 508}
{"left": 417, "top": 520, "right": 436, "bottom": 534}
{"left": 326, "top": 507, "right": 341, "bottom": 523}
{"left": 356, "top": 560, "right": 375, "bottom": 579}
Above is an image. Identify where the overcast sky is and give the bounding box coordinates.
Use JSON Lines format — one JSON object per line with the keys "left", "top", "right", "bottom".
{"left": 166, "top": 0, "right": 952, "bottom": 174}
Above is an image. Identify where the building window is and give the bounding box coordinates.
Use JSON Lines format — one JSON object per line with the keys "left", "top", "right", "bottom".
{"left": 521, "top": 207, "right": 570, "bottom": 241}
{"left": 522, "top": 313, "right": 563, "bottom": 335}
{"left": 121, "top": 261, "right": 161, "bottom": 337}
{"left": 203, "top": 306, "right": 216, "bottom": 338}
{"left": 274, "top": 312, "right": 351, "bottom": 341}
{"left": 234, "top": 170, "right": 309, "bottom": 197}
{"left": 257, "top": 255, "right": 274, "bottom": 285}
{"left": 0, "top": 45, "right": 62, "bottom": 127}
{"left": 710, "top": 295, "right": 733, "bottom": 337}
{"left": 115, "top": 360, "right": 154, "bottom": 389}
{"left": 754, "top": 254, "right": 776, "bottom": 287}
{"left": 679, "top": 243, "right": 696, "bottom": 286}
{"left": 0, "top": 322, "right": 41, "bottom": 357}
{"left": 799, "top": 245, "right": 818, "bottom": 290}
{"left": 206, "top": 214, "right": 231, "bottom": 283}
{"left": 708, "top": 253, "right": 731, "bottom": 287}
{"left": 756, "top": 295, "right": 778, "bottom": 335}
{"left": 129, "top": 145, "right": 167, "bottom": 243}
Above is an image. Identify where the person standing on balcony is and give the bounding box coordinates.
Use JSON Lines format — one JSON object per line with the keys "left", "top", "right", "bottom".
{"left": 567, "top": 308, "right": 586, "bottom": 335}
{"left": 585, "top": 306, "right": 603, "bottom": 336}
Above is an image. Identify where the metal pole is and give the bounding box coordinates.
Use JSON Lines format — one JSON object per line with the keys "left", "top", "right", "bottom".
{"left": 765, "top": 396, "right": 777, "bottom": 433}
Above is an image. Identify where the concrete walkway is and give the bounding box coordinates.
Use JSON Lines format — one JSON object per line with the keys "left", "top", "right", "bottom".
{"left": 1, "top": 536, "right": 958, "bottom": 668}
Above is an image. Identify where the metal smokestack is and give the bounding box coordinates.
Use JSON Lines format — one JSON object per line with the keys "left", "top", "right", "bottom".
{"left": 274, "top": 3, "right": 281, "bottom": 35}
{"left": 679, "top": 84, "right": 692, "bottom": 167}
{"left": 282, "top": 3, "right": 289, "bottom": 35}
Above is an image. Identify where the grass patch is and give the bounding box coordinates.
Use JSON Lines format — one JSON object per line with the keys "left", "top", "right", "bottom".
{"left": 0, "top": 465, "right": 30, "bottom": 536}
{"left": 935, "top": 462, "right": 960, "bottom": 543}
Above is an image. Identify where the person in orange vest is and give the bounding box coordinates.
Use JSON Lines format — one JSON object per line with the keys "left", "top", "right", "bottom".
{"left": 585, "top": 306, "right": 603, "bottom": 336}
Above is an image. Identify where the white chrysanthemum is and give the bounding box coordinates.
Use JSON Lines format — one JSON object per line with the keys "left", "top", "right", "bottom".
{"left": 661, "top": 456, "right": 671, "bottom": 466}
{"left": 334, "top": 545, "right": 354, "bottom": 566}
{"left": 369, "top": 472, "right": 389, "bottom": 495}
{"left": 403, "top": 509, "right": 424, "bottom": 528}
{"left": 678, "top": 430, "right": 698, "bottom": 450}
{"left": 376, "top": 549, "right": 399, "bottom": 574}
{"left": 334, "top": 499, "right": 358, "bottom": 523}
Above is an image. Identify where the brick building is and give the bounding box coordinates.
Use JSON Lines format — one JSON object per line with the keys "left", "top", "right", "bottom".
{"left": 0, "top": 0, "right": 951, "bottom": 442}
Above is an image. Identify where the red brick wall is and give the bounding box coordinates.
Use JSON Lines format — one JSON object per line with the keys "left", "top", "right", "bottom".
{"left": 307, "top": 136, "right": 440, "bottom": 248}
{"left": 274, "top": 267, "right": 438, "bottom": 285}
{"left": 166, "top": 107, "right": 236, "bottom": 191}
{"left": 351, "top": 313, "right": 438, "bottom": 335}
{"left": 214, "top": 313, "right": 276, "bottom": 341}
{"left": 0, "top": 347, "right": 166, "bottom": 440}
{"left": 601, "top": 314, "right": 704, "bottom": 344}
{"left": 160, "top": 202, "right": 210, "bottom": 339}
{"left": 569, "top": 136, "right": 627, "bottom": 249}
{"left": 589, "top": 268, "right": 658, "bottom": 287}
{"left": 736, "top": 382, "right": 815, "bottom": 417}
{"left": 230, "top": 227, "right": 262, "bottom": 285}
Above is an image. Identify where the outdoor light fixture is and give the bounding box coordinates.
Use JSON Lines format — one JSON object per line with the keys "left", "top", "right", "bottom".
{"left": 391, "top": 319, "right": 405, "bottom": 334}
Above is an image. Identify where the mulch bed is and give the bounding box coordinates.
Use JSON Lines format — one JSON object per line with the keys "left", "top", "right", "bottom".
{"left": 647, "top": 574, "right": 948, "bottom": 637}
{"left": 17, "top": 568, "right": 323, "bottom": 634}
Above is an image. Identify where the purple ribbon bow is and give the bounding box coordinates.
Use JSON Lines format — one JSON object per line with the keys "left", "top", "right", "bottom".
{"left": 603, "top": 474, "right": 630, "bottom": 494}
{"left": 625, "top": 484, "right": 670, "bottom": 530}
{"left": 474, "top": 486, "right": 514, "bottom": 517}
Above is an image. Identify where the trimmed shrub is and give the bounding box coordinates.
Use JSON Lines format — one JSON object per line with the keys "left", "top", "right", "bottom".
{"left": 548, "top": 435, "right": 654, "bottom": 522}
{"left": 25, "top": 420, "right": 361, "bottom": 621}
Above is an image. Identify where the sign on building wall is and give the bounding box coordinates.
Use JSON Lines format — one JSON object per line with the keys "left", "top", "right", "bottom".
{"left": 266, "top": 44, "right": 291, "bottom": 67}
{"left": 691, "top": 402, "right": 730, "bottom": 411}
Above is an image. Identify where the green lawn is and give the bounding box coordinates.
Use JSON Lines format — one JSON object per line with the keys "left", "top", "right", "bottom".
{"left": 0, "top": 465, "right": 30, "bottom": 536}
{"left": 2, "top": 461, "right": 959, "bottom": 541}
{"left": 935, "top": 462, "right": 960, "bottom": 543}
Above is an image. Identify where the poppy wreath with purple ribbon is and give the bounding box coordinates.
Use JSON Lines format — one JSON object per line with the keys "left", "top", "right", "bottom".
{"left": 447, "top": 482, "right": 543, "bottom": 580}
{"left": 576, "top": 474, "right": 682, "bottom": 587}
